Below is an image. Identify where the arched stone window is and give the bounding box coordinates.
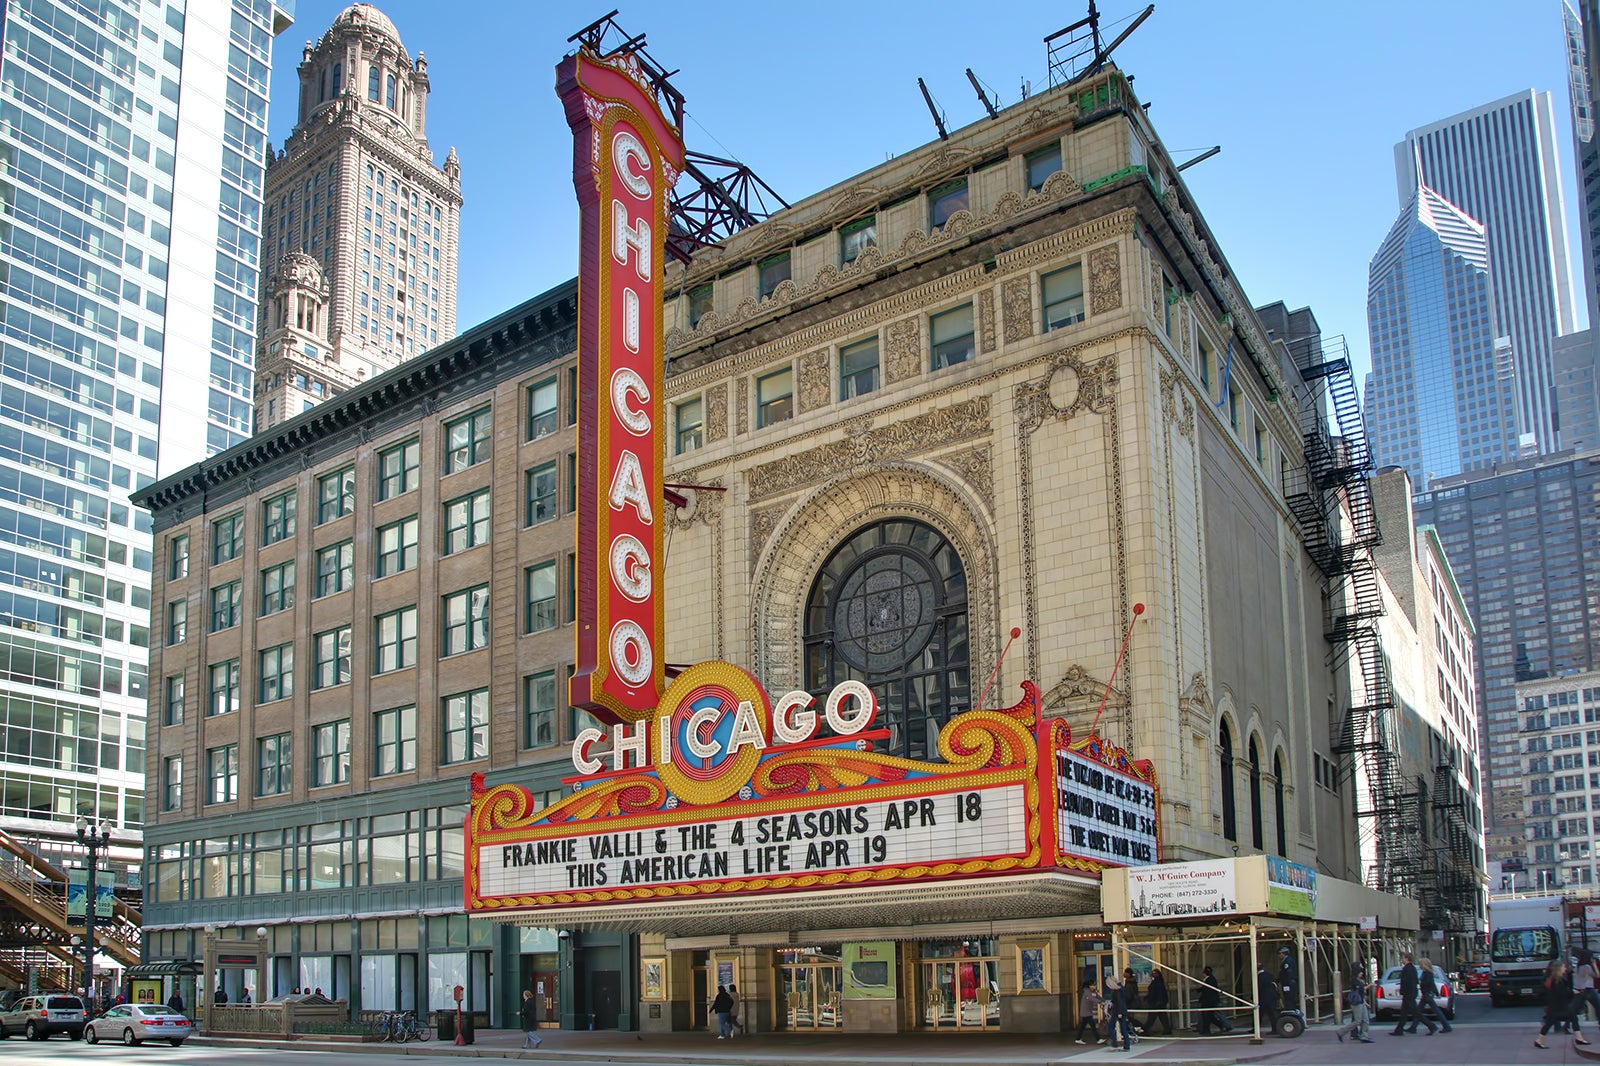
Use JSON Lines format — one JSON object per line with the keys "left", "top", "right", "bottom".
{"left": 1274, "top": 752, "right": 1287, "bottom": 856}
{"left": 1219, "top": 722, "right": 1237, "bottom": 842}
{"left": 332, "top": 62, "right": 342, "bottom": 95}
{"left": 1248, "top": 737, "right": 1264, "bottom": 850}
{"left": 368, "top": 65, "right": 380, "bottom": 102}
{"left": 386, "top": 74, "right": 396, "bottom": 110}
{"left": 803, "top": 519, "right": 969, "bottom": 760}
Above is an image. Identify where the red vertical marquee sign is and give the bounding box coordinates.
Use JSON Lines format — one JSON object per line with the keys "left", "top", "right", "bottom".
{"left": 558, "top": 47, "right": 684, "bottom": 725}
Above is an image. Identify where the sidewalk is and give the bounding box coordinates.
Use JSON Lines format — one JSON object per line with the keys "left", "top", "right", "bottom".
{"left": 193, "top": 1025, "right": 1275, "bottom": 1065}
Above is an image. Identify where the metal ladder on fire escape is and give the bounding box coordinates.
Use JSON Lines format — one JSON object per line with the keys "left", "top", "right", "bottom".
{"left": 1284, "top": 334, "right": 1423, "bottom": 897}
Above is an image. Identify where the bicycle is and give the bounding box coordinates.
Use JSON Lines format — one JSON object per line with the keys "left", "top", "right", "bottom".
{"left": 391, "top": 1010, "right": 431, "bottom": 1043}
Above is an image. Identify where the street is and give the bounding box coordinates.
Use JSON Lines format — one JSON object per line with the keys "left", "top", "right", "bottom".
{"left": 0, "top": 995, "right": 1579, "bottom": 1066}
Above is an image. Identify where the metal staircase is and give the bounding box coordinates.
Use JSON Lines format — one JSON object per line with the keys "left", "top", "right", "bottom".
{"left": 0, "top": 829, "right": 140, "bottom": 990}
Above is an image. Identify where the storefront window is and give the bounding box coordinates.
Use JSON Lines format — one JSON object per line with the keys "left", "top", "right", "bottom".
{"left": 777, "top": 946, "right": 843, "bottom": 1030}
{"left": 920, "top": 938, "right": 999, "bottom": 1031}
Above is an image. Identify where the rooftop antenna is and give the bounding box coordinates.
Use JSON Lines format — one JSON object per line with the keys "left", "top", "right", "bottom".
{"left": 1176, "top": 145, "right": 1222, "bottom": 172}
{"left": 965, "top": 68, "right": 999, "bottom": 119}
{"left": 1046, "top": 2, "right": 1155, "bottom": 89}
{"left": 917, "top": 77, "right": 949, "bottom": 140}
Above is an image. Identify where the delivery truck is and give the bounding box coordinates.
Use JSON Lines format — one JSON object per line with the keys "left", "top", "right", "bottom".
{"left": 1488, "top": 896, "right": 1565, "bottom": 1005}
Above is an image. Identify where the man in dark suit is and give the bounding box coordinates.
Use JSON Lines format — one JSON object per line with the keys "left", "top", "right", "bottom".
{"left": 1390, "top": 953, "right": 1435, "bottom": 1036}
{"left": 1257, "top": 962, "right": 1280, "bottom": 1035}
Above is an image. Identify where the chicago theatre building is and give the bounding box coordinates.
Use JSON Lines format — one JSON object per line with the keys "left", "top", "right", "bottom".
{"left": 136, "top": 57, "right": 1416, "bottom": 1034}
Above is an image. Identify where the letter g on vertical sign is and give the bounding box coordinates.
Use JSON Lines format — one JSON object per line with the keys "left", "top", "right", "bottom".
{"left": 557, "top": 47, "right": 684, "bottom": 726}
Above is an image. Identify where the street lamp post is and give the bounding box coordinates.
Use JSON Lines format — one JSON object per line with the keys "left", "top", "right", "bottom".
{"left": 76, "top": 816, "right": 111, "bottom": 1007}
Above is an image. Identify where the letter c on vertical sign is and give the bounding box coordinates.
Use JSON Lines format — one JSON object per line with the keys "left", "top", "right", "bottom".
{"left": 610, "top": 367, "right": 651, "bottom": 434}
{"left": 612, "top": 130, "right": 651, "bottom": 199}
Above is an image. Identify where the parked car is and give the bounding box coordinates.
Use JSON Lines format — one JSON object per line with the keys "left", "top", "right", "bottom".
{"left": 1464, "top": 963, "right": 1491, "bottom": 992}
{"left": 84, "top": 1003, "right": 191, "bottom": 1047}
{"left": 0, "top": 993, "right": 86, "bottom": 1040}
{"left": 1373, "top": 965, "right": 1454, "bottom": 1020}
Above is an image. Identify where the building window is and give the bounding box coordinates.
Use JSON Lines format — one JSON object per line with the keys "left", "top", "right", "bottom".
{"left": 317, "top": 466, "right": 356, "bottom": 523}
{"left": 688, "top": 285, "right": 712, "bottom": 328}
{"left": 260, "top": 560, "right": 295, "bottom": 615}
{"left": 565, "top": 552, "right": 577, "bottom": 624}
{"left": 758, "top": 252, "right": 791, "bottom": 298}
{"left": 526, "top": 462, "right": 558, "bottom": 525}
{"left": 1220, "top": 722, "right": 1237, "bottom": 842}
{"left": 163, "top": 755, "right": 182, "bottom": 811}
{"left": 212, "top": 513, "right": 243, "bottom": 563}
{"left": 313, "top": 626, "right": 353, "bottom": 689}
{"left": 378, "top": 438, "right": 421, "bottom": 499}
{"left": 442, "top": 689, "right": 489, "bottom": 764}
{"left": 258, "top": 644, "right": 294, "bottom": 704}
{"left": 210, "top": 581, "right": 242, "bottom": 631}
{"left": 257, "top": 732, "right": 292, "bottom": 797}
{"left": 1274, "top": 753, "right": 1288, "bottom": 856}
{"left": 676, "top": 398, "right": 703, "bottom": 455}
{"left": 374, "top": 705, "right": 417, "bottom": 776}
{"left": 367, "top": 65, "right": 379, "bottom": 102}
{"left": 164, "top": 674, "right": 184, "bottom": 726}
{"left": 375, "top": 607, "right": 418, "bottom": 673}
{"left": 840, "top": 337, "right": 879, "bottom": 400}
{"left": 166, "top": 600, "right": 187, "bottom": 645}
{"left": 840, "top": 216, "right": 876, "bottom": 264}
{"left": 170, "top": 534, "right": 190, "bottom": 579}
{"left": 1248, "top": 737, "right": 1264, "bottom": 850}
{"left": 206, "top": 744, "right": 239, "bottom": 804}
{"left": 1041, "top": 264, "right": 1085, "bottom": 330}
{"left": 1198, "top": 334, "right": 1214, "bottom": 393}
{"left": 443, "top": 490, "right": 490, "bottom": 555}
{"left": 1254, "top": 420, "right": 1267, "bottom": 465}
{"left": 524, "top": 671, "right": 557, "bottom": 748}
{"left": 313, "top": 720, "right": 351, "bottom": 786}
{"left": 443, "top": 408, "right": 491, "bottom": 473}
{"left": 1228, "top": 384, "right": 1241, "bottom": 432}
{"left": 525, "top": 562, "right": 557, "bottom": 633}
{"left": 930, "top": 305, "right": 975, "bottom": 369}
{"left": 261, "top": 490, "right": 297, "bottom": 545}
{"left": 315, "top": 541, "right": 354, "bottom": 596}
{"left": 376, "top": 516, "right": 419, "bottom": 576}
{"left": 527, "top": 377, "right": 558, "bottom": 440}
{"left": 1026, "top": 142, "right": 1062, "bottom": 191}
{"left": 566, "top": 452, "right": 577, "bottom": 513}
{"left": 443, "top": 585, "right": 490, "bottom": 655}
{"left": 928, "top": 178, "right": 969, "bottom": 229}
{"left": 756, "top": 367, "right": 794, "bottom": 428}
{"left": 803, "top": 519, "right": 969, "bottom": 759}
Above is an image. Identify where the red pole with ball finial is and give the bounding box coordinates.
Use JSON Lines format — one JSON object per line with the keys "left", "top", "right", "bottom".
{"left": 975, "top": 627, "right": 1023, "bottom": 711}
{"left": 1090, "top": 603, "right": 1145, "bottom": 738}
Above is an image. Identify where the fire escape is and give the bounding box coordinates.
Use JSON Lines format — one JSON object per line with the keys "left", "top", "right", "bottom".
{"left": 1282, "top": 335, "right": 1425, "bottom": 901}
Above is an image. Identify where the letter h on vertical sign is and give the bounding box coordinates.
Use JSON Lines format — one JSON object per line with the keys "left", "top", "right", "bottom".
{"left": 557, "top": 47, "right": 684, "bottom": 725}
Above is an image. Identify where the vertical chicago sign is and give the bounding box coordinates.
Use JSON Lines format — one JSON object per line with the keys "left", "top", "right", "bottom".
{"left": 557, "top": 47, "right": 684, "bottom": 725}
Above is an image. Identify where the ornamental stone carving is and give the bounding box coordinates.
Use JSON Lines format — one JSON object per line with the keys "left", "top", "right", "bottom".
{"left": 884, "top": 318, "right": 921, "bottom": 386}
{"left": 977, "top": 289, "right": 997, "bottom": 354}
{"left": 748, "top": 396, "right": 991, "bottom": 501}
{"left": 705, "top": 382, "right": 728, "bottom": 443}
{"left": 1089, "top": 245, "right": 1122, "bottom": 314}
{"left": 734, "top": 377, "right": 748, "bottom": 436}
{"left": 1043, "top": 664, "right": 1110, "bottom": 708}
{"left": 934, "top": 445, "right": 994, "bottom": 510}
{"left": 798, "top": 349, "right": 830, "bottom": 414}
{"left": 749, "top": 503, "right": 788, "bottom": 561}
{"left": 1002, "top": 277, "right": 1033, "bottom": 343}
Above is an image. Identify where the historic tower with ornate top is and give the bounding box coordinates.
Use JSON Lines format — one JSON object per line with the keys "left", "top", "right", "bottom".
{"left": 254, "top": 3, "right": 463, "bottom": 431}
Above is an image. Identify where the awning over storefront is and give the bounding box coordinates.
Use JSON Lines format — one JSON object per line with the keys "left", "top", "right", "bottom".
{"left": 123, "top": 961, "right": 201, "bottom": 978}
{"left": 479, "top": 871, "right": 1105, "bottom": 935}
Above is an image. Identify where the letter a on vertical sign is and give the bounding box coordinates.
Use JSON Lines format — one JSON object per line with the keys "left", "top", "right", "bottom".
{"left": 557, "top": 47, "right": 684, "bottom": 725}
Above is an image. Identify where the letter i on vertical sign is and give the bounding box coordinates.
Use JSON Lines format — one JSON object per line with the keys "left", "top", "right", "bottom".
{"left": 556, "top": 47, "right": 684, "bottom": 726}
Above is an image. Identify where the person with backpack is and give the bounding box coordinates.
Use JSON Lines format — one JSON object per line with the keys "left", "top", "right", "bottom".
{"left": 1334, "top": 963, "right": 1374, "bottom": 1043}
{"left": 1074, "top": 982, "right": 1103, "bottom": 1044}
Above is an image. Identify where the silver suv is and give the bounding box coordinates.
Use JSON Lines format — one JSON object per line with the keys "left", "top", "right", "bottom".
{"left": 0, "top": 993, "right": 87, "bottom": 1040}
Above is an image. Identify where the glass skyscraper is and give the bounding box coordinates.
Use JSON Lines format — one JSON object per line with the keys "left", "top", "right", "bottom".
{"left": 1366, "top": 185, "right": 1520, "bottom": 488}
{"left": 0, "top": 0, "right": 292, "bottom": 832}
{"left": 1395, "top": 91, "right": 1578, "bottom": 456}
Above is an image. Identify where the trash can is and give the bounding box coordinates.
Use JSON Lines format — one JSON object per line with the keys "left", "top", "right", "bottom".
{"left": 458, "top": 1011, "right": 475, "bottom": 1045}
{"left": 434, "top": 1010, "right": 455, "bottom": 1042}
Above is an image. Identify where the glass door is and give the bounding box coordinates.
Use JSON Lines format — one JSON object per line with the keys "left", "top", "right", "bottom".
{"left": 777, "top": 948, "right": 843, "bottom": 1030}
{"left": 920, "top": 939, "right": 1000, "bottom": 1031}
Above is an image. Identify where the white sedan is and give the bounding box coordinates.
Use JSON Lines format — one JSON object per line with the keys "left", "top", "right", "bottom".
{"left": 1372, "top": 965, "right": 1454, "bottom": 1020}
{"left": 85, "top": 1004, "right": 192, "bottom": 1047}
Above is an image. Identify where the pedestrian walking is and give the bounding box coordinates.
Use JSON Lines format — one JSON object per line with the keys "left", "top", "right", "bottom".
{"left": 1144, "top": 969, "right": 1172, "bottom": 1035}
{"left": 1334, "top": 964, "right": 1374, "bottom": 1043}
{"left": 710, "top": 985, "right": 733, "bottom": 1040}
{"left": 1197, "top": 965, "right": 1232, "bottom": 1035}
{"left": 1537, "top": 959, "right": 1591, "bottom": 1049}
{"left": 1104, "top": 976, "right": 1132, "bottom": 1052}
{"left": 1121, "top": 968, "right": 1143, "bottom": 1036}
{"left": 520, "top": 988, "right": 543, "bottom": 1049}
{"left": 1417, "top": 957, "right": 1452, "bottom": 1033}
{"left": 1074, "top": 982, "right": 1103, "bottom": 1044}
{"left": 1575, "top": 951, "right": 1600, "bottom": 1024}
{"left": 1256, "top": 961, "right": 1280, "bottom": 1036}
{"left": 166, "top": 990, "right": 185, "bottom": 1015}
{"left": 1389, "top": 953, "right": 1434, "bottom": 1036}
{"left": 727, "top": 983, "right": 744, "bottom": 1035}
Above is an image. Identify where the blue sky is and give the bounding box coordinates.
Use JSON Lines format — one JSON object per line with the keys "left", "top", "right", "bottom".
{"left": 270, "top": 1, "right": 1581, "bottom": 386}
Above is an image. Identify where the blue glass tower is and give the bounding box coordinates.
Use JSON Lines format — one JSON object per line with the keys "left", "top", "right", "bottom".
{"left": 1365, "top": 185, "right": 1521, "bottom": 489}
{"left": 0, "top": 0, "right": 292, "bottom": 834}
